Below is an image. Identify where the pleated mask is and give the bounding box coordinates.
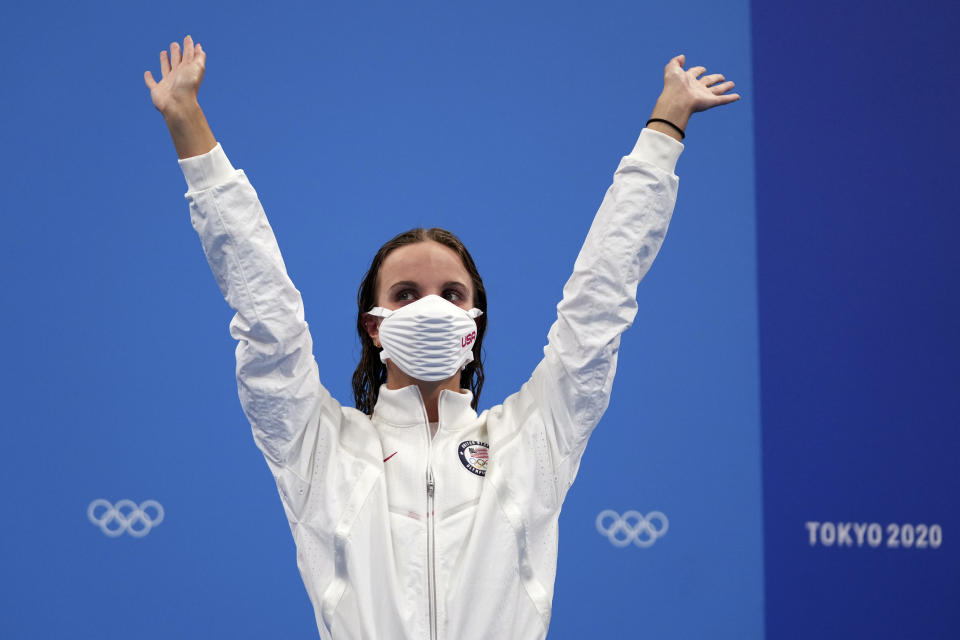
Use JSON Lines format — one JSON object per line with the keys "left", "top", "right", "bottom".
{"left": 367, "top": 295, "right": 483, "bottom": 382}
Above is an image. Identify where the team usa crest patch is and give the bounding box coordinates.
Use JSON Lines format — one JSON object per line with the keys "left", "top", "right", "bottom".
{"left": 458, "top": 441, "right": 489, "bottom": 476}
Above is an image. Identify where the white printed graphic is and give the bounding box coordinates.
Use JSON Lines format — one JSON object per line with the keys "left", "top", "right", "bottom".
{"left": 804, "top": 521, "right": 943, "bottom": 549}
{"left": 596, "top": 510, "right": 669, "bottom": 548}
{"left": 87, "top": 499, "right": 165, "bottom": 538}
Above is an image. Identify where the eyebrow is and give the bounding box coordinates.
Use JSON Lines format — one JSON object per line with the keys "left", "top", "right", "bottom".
{"left": 387, "top": 280, "right": 468, "bottom": 291}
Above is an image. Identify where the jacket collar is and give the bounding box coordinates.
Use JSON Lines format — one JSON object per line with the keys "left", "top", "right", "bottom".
{"left": 372, "top": 384, "right": 477, "bottom": 431}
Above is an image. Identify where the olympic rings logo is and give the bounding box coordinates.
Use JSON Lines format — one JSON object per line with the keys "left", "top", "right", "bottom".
{"left": 87, "top": 499, "right": 164, "bottom": 538}
{"left": 595, "top": 510, "right": 669, "bottom": 548}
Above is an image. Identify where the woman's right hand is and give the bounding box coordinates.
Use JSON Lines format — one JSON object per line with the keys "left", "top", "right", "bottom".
{"left": 144, "top": 35, "right": 216, "bottom": 159}
{"left": 144, "top": 35, "right": 206, "bottom": 117}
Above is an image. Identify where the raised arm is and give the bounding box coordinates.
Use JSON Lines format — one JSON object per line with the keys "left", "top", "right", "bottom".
{"left": 506, "top": 55, "right": 739, "bottom": 501}
{"left": 144, "top": 37, "right": 350, "bottom": 522}
{"left": 144, "top": 35, "right": 217, "bottom": 159}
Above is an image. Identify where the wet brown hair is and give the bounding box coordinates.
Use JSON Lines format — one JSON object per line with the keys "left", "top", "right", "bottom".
{"left": 352, "top": 228, "right": 487, "bottom": 415}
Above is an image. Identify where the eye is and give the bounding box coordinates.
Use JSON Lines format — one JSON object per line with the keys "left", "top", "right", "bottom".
{"left": 395, "top": 289, "right": 417, "bottom": 302}
{"left": 443, "top": 288, "right": 464, "bottom": 302}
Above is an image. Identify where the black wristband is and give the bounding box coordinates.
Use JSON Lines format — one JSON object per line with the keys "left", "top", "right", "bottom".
{"left": 646, "top": 118, "right": 685, "bottom": 139}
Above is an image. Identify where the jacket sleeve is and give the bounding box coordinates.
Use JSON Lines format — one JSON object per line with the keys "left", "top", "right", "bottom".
{"left": 180, "top": 144, "right": 343, "bottom": 519}
{"left": 508, "top": 128, "right": 683, "bottom": 501}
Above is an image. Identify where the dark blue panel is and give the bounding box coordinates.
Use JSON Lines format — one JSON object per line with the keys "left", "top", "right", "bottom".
{"left": 752, "top": 0, "right": 960, "bottom": 637}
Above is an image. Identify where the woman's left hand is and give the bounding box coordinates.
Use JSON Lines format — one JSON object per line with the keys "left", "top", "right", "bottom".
{"left": 647, "top": 54, "right": 740, "bottom": 141}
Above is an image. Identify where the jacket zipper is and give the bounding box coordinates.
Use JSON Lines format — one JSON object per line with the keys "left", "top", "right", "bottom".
{"left": 426, "top": 467, "right": 437, "bottom": 640}
{"left": 420, "top": 398, "right": 438, "bottom": 640}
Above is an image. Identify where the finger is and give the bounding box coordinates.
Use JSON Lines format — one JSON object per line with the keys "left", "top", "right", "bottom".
{"left": 182, "top": 35, "right": 194, "bottom": 62}
{"left": 693, "top": 91, "right": 742, "bottom": 113}
{"left": 711, "top": 80, "right": 736, "bottom": 95}
{"left": 144, "top": 70, "right": 157, "bottom": 90}
{"left": 666, "top": 54, "right": 685, "bottom": 72}
{"left": 160, "top": 50, "right": 170, "bottom": 78}
{"left": 687, "top": 65, "right": 707, "bottom": 78}
{"left": 170, "top": 41, "right": 182, "bottom": 67}
{"left": 700, "top": 73, "right": 725, "bottom": 86}
{"left": 715, "top": 93, "right": 741, "bottom": 105}
{"left": 196, "top": 43, "right": 206, "bottom": 67}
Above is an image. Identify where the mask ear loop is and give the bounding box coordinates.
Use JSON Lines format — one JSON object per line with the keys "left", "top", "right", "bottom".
{"left": 461, "top": 309, "right": 482, "bottom": 371}
{"left": 364, "top": 308, "right": 390, "bottom": 351}
{"left": 367, "top": 307, "right": 393, "bottom": 318}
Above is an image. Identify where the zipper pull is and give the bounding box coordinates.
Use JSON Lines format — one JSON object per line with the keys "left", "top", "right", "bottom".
{"left": 427, "top": 476, "right": 435, "bottom": 497}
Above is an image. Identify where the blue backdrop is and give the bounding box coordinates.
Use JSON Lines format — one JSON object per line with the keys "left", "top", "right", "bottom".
{"left": 0, "top": 0, "right": 954, "bottom": 638}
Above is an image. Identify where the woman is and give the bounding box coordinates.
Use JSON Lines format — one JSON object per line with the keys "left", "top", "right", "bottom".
{"left": 145, "top": 36, "right": 738, "bottom": 639}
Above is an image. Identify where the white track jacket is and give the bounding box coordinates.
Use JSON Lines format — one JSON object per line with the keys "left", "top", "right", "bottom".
{"left": 180, "top": 128, "right": 682, "bottom": 639}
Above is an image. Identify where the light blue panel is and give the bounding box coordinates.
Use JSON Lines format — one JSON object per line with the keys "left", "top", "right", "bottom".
{"left": 543, "top": 5, "right": 762, "bottom": 639}
{"left": 0, "top": 1, "right": 760, "bottom": 637}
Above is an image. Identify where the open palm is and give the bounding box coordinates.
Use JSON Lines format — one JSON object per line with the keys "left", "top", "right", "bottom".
{"left": 144, "top": 35, "right": 206, "bottom": 115}
{"left": 663, "top": 54, "right": 740, "bottom": 114}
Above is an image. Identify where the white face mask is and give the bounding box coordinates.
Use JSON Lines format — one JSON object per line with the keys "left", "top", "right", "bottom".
{"left": 368, "top": 295, "right": 483, "bottom": 382}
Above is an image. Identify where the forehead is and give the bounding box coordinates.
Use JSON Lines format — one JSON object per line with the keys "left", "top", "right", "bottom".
{"left": 378, "top": 240, "right": 471, "bottom": 287}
